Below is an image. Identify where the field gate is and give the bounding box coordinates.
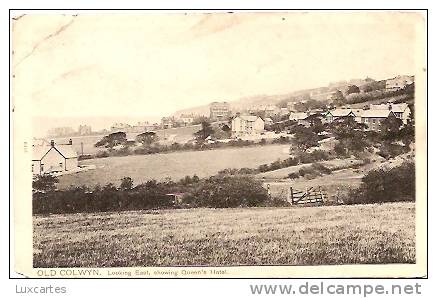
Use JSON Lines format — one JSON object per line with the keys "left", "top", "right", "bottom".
{"left": 289, "top": 186, "right": 325, "bottom": 205}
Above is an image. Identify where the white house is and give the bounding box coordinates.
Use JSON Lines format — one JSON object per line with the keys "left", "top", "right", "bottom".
{"left": 32, "top": 140, "right": 79, "bottom": 175}
{"left": 179, "top": 114, "right": 195, "bottom": 126}
{"left": 369, "top": 103, "right": 411, "bottom": 124}
{"left": 231, "top": 115, "right": 265, "bottom": 137}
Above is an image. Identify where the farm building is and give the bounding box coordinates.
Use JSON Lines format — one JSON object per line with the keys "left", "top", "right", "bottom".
{"left": 231, "top": 115, "right": 265, "bottom": 137}
{"left": 32, "top": 140, "right": 79, "bottom": 175}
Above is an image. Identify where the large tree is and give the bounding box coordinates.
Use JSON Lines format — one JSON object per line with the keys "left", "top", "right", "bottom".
{"left": 194, "top": 121, "right": 214, "bottom": 142}
{"left": 329, "top": 117, "right": 368, "bottom": 155}
{"left": 292, "top": 125, "right": 319, "bottom": 152}
{"left": 95, "top": 132, "right": 127, "bottom": 148}
{"left": 331, "top": 90, "right": 345, "bottom": 106}
{"left": 380, "top": 115, "right": 403, "bottom": 141}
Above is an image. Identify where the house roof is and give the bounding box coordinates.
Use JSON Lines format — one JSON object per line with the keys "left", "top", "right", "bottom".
{"left": 32, "top": 145, "right": 78, "bottom": 161}
{"left": 327, "top": 109, "right": 356, "bottom": 117}
{"left": 32, "top": 146, "right": 51, "bottom": 160}
{"left": 239, "top": 115, "right": 261, "bottom": 122}
{"left": 351, "top": 109, "right": 364, "bottom": 116}
{"left": 361, "top": 109, "right": 395, "bottom": 118}
{"left": 369, "top": 103, "right": 409, "bottom": 113}
{"left": 289, "top": 112, "right": 309, "bottom": 120}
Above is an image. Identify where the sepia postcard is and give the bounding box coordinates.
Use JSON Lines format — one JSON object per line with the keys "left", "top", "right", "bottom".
{"left": 11, "top": 10, "right": 427, "bottom": 278}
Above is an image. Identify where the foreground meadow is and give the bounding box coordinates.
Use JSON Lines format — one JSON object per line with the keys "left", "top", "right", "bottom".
{"left": 33, "top": 202, "right": 415, "bottom": 267}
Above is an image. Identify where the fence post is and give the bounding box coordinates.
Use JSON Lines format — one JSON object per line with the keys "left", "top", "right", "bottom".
{"left": 290, "top": 187, "right": 294, "bottom": 205}
{"left": 319, "top": 186, "right": 323, "bottom": 203}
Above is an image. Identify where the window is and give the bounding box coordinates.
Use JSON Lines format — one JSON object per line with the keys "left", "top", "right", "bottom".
{"left": 31, "top": 164, "right": 34, "bottom": 173}
{"left": 59, "top": 162, "right": 63, "bottom": 169}
{"left": 40, "top": 164, "right": 44, "bottom": 172}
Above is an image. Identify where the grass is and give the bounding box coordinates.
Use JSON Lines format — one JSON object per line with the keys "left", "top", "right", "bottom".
{"left": 57, "top": 144, "right": 291, "bottom": 189}
{"left": 33, "top": 202, "right": 415, "bottom": 267}
{"left": 256, "top": 158, "right": 363, "bottom": 180}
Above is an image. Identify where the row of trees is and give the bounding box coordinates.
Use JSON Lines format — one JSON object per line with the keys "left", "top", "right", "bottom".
{"left": 95, "top": 131, "right": 160, "bottom": 149}
{"left": 95, "top": 121, "right": 232, "bottom": 151}
{"left": 32, "top": 173, "right": 271, "bottom": 215}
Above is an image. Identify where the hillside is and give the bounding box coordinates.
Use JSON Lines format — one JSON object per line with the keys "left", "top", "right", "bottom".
{"left": 171, "top": 76, "right": 403, "bottom": 116}
{"left": 172, "top": 92, "right": 300, "bottom": 117}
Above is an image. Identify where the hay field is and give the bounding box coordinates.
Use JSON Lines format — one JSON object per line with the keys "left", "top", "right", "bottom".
{"left": 33, "top": 202, "right": 415, "bottom": 267}
{"left": 58, "top": 144, "right": 290, "bottom": 188}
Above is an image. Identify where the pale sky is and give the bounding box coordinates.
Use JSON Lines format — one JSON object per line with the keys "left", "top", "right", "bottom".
{"left": 11, "top": 12, "right": 423, "bottom": 134}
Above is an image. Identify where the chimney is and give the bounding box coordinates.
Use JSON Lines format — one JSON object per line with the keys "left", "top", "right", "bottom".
{"left": 50, "top": 140, "right": 55, "bottom": 147}
{"left": 69, "top": 138, "right": 73, "bottom": 145}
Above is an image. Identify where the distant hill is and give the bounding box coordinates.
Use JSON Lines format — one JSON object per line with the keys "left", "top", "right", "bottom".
{"left": 172, "top": 92, "right": 302, "bottom": 117}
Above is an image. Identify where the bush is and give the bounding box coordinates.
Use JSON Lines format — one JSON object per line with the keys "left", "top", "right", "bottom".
{"left": 312, "top": 163, "right": 332, "bottom": 174}
{"left": 334, "top": 143, "right": 348, "bottom": 156}
{"left": 296, "top": 150, "right": 331, "bottom": 163}
{"left": 272, "top": 136, "right": 291, "bottom": 144}
{"left": 96, "top": 150, "right": 109, "bottom": 158}
{"left": 217, "top": 168, "right": 259, "bottom": 175}
{"left": 288, "top": 162, "right": 332, "bottom": 180}
{"left": 78, "top": 154, "right": 93, "bottom": 161}
{"left": 288, "top": 172, "right": 300, "bottom": 179}
{"left": 378, "top": 142, "right": 409, "bottom": 159}
{"left": 298, "top": 166, "right": 317, "bottom": 177}
{"left": 184, "top": 175, "right": 269, "bottom": 208}
{"left": 344, "top": 162, "right": 415, "bottom": 204}
{"left": 33, "top": 177, "right": 180, "bottom": 214}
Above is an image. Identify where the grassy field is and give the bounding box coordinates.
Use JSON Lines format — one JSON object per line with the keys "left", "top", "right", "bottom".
{"left": 57, "top": 144, "right": 290, "bottom": 188}
{"left": 33, "top": 202, "right": 415, "bottom": 267}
